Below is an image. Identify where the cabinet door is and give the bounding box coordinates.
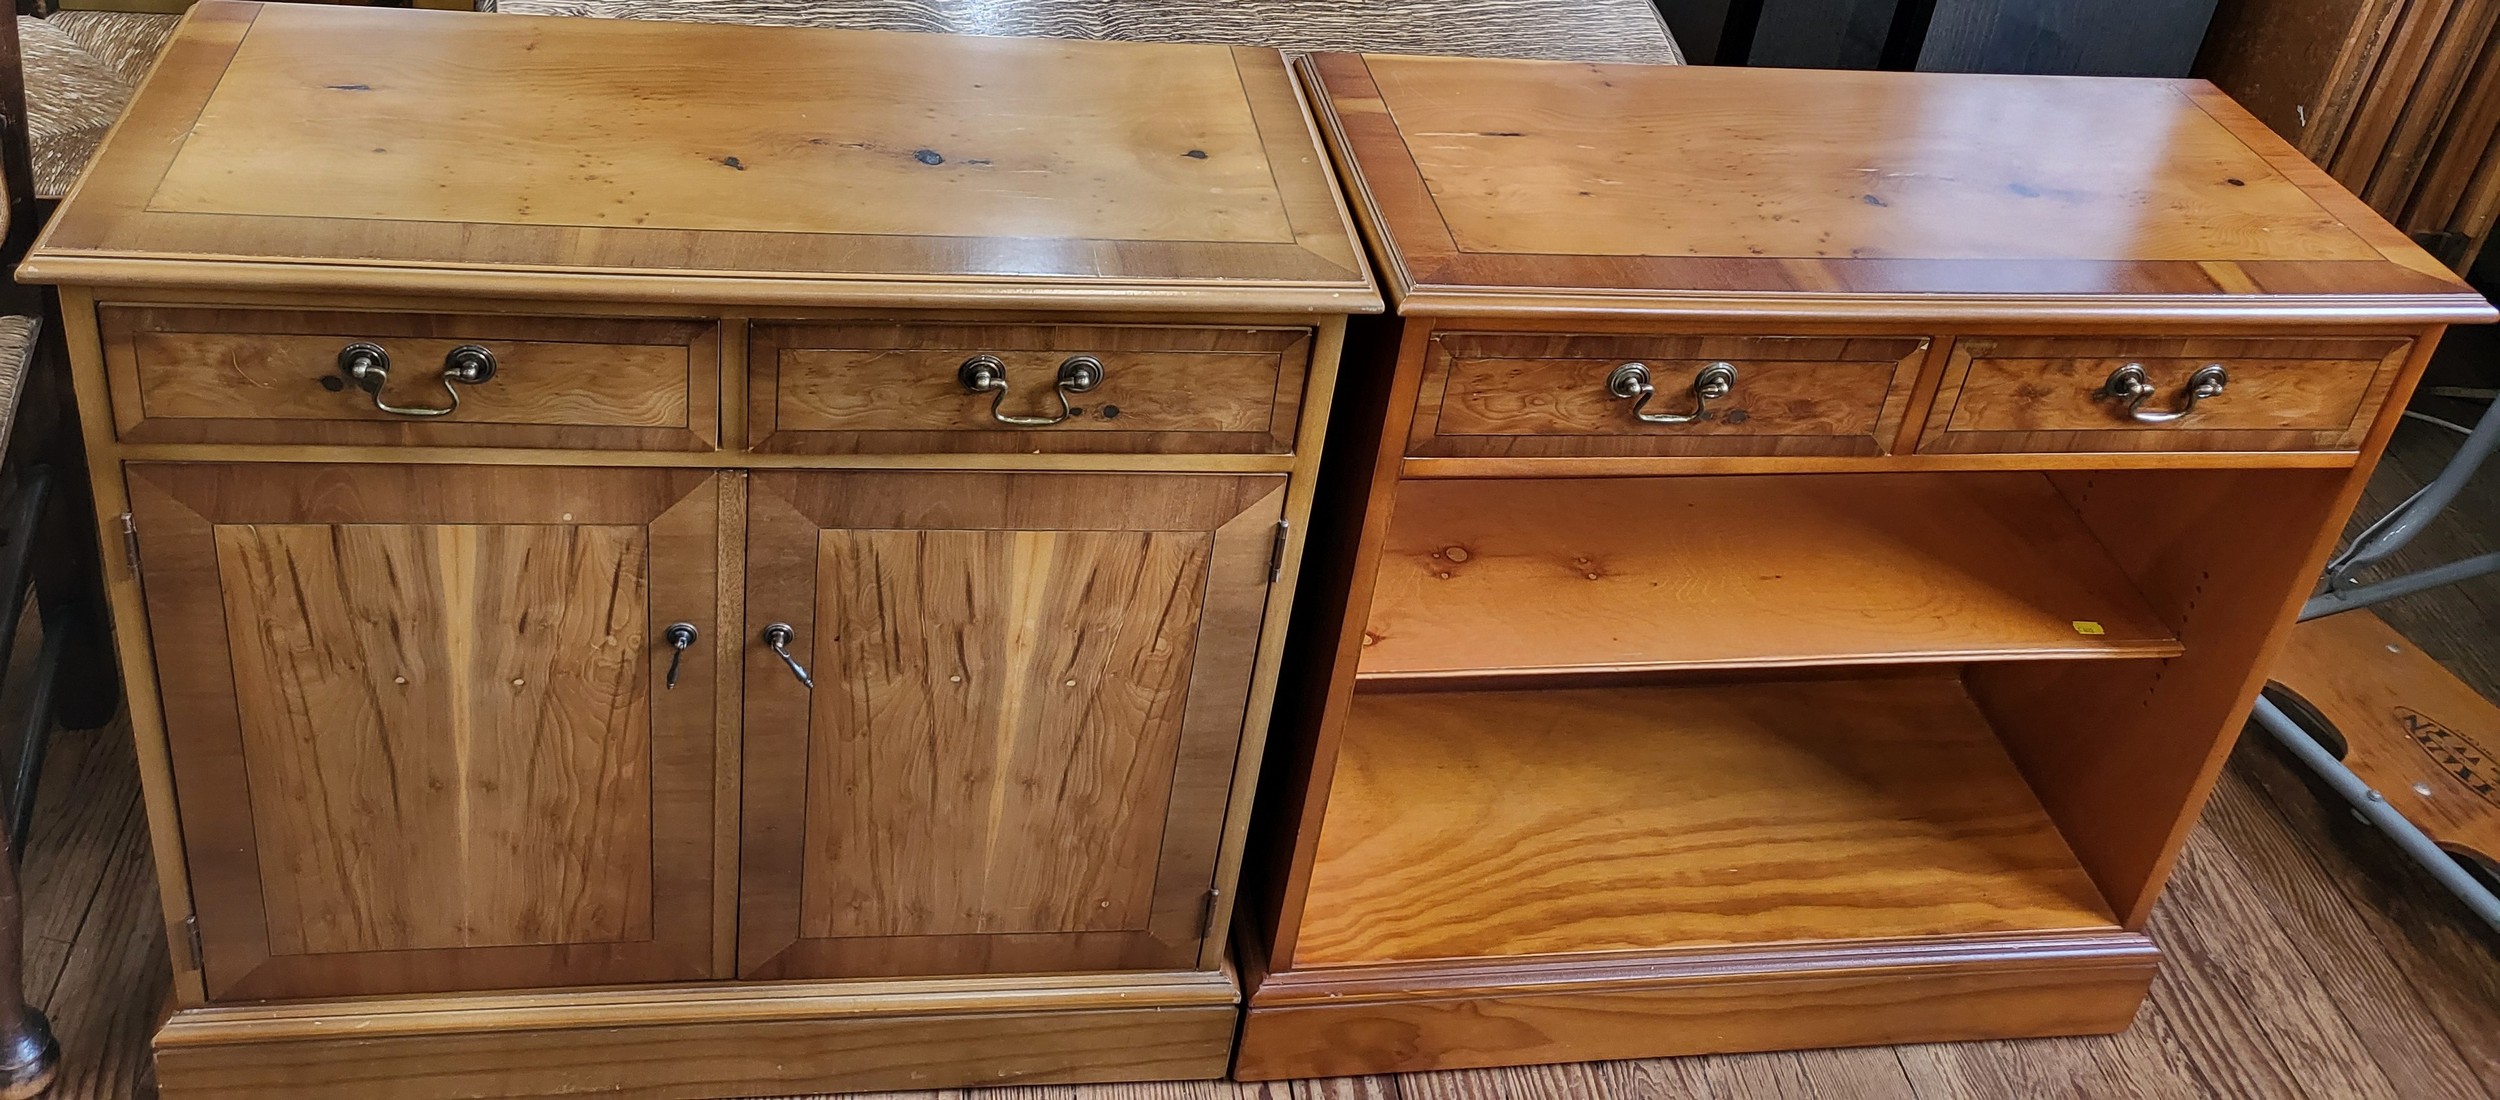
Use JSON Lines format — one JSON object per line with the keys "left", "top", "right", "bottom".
{"left": 740, "top": 470, "right": 1286, "bottom": 978}
{"left": 127, "top": 463, "right": 726, "bottom": 1001}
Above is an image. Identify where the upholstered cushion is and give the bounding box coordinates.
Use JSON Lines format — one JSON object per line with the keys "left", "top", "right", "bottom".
{"left": 485, "top": 0, "right": 1684, "bottom": 64}
{"left": 20, "top": 12, "right": 181, "bottom": 199}
{"left": 0, "top": 316, "right": 36, "bottom": 461}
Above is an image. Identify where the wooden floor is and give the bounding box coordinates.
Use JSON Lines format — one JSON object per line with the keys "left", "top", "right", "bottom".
{"left": 19, "top": 395, "right": 2500, "bottom": 1098}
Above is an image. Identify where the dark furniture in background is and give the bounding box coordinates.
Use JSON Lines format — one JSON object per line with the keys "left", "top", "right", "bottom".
{"left": 1657, "top": 0, "right": 2220, "bottom": 74}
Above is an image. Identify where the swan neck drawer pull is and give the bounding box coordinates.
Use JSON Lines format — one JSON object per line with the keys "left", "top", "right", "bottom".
{"left": 1607, "top": 360, "right": 1737, "bottom": 425}
{"left": 2099, "top": 362, "right": 2229, "bottom": 424}
{"left": 958, "top": 354, "right": 1105, "bottom": 426}
{"left": 332, "top": 342, "right": 497, "bottom": 418}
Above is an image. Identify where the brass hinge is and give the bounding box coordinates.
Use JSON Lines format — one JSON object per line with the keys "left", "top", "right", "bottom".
{"left": 180, "top": 914, "right": 202, "bottom": 970}
{"left": 119, "top": 511, "right": 139, "bottom": 574}
{"left": 1198, "top": 887, "right": 1222, "bottom": 939}
{"left": 1267, "top": 520, "right": 1290, "bottom": 583}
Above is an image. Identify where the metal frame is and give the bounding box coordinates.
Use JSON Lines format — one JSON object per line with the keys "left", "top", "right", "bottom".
{"left": 2260, "top": 393, "right": 2500, "bottom": 933}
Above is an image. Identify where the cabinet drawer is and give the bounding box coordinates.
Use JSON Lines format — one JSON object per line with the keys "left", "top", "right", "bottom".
{"left": 1408, "top": 333, "right": 1929, "bottom": 458}
{"left": 1917, "top": 336, "right": 2414, "bottom": 455}
{"left": 100, "top": 307, "right": 720, "bottom": 450}
{"left": 747, "top": 322, "right": 1310, "bottom": 454}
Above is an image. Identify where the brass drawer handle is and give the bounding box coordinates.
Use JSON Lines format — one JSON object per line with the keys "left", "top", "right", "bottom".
{"left": 2099, "top": 362, "right": 2229, "bottom": 424}
{"left": 333, "top": 342, "right": 497, "bottom": 418}
{"left": 1607, "top": 360, "right": 1736, "bottom": 425}
{"left": 957, "top": 354, "right": 1104, "bottom": 426}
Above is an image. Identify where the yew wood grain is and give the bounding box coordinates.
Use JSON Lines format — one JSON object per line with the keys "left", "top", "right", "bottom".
{"left": 1919, "top": 334, "right": 2411, "bottom": 455}
{"left": 1357, "top": 473, "right": 2179, "bottom": 682}
{"left": 748, "top": 321, "right": 1310, "bottom": 454}
{"left": 1408, "top": 332, "right": 1927, "bottom": 458}
{"left": 125, "top": 463, "right": 723, "bottom": 1001}
{"left": 738, "top": 470, "right": 1283, "bottom": 980}
{"left": 100, "top": 306, "right": 719, "bottom": 450}
{"left": 1290, "top": 679, "right": 2117, "bottom": 969}
{"left": 154, "top": 1009, "right": 1237, "bottom": 1098}
{"left": 1235, "top": 935, "right": 2158, "bottom": 1079}
{"left": 215, "top": 521, "right": 656, "bottom": 956}
{"left": 1967, "top": 465, "right": 2360, "bottom": 927}
{"left": 24, "top": 3, "right": 1377, "bottom": 312}
{"left": 2267, "top": 611, "right": 2500, "bottom": 873}
{"left": 802, "top": 527, "right": 1210, "bottom": 940}
{"left": 1298, "top": 52, "right": 2488, "bottom": 321}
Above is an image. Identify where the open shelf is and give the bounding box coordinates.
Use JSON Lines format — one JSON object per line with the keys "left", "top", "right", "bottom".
{"left": 1291, "top": 675, "right": 2119, "bottom": 968}
{"left": 1357, "top": 473, "right": 2181, "bottom": 682}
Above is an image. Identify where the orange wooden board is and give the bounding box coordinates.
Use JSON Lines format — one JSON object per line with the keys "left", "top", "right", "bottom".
{"left": 1358, "top": 473, "right": 2181, "bottom": 681}
{"left": 2268, "top": 610, "right": 2500, "bottom": 873}
{"left": 1291, "top": 677, "right": 2118, "bottom": 969}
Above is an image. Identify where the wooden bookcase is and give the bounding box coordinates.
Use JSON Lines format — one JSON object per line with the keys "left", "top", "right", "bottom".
{"left": 1234, "top": 55, "right": 2497, "bottom": 1078}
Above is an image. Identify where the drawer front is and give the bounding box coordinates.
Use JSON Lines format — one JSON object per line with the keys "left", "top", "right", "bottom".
{"left": 1409, "top": 333, "right": 1929, "bottom": 458}
{"left": 748, "top": 322, "right": 1311, "bottom": 454}
{"left": 1918, "top": 336, "right": 2413, "bottom": 455}
{"left": 101, "top": 307, "right": 720, "bottom": 450}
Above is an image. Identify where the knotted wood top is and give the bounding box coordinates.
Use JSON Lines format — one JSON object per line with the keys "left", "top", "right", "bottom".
{"left": 1302, "top": 52, "right": 2490, "bottom": 323}
{"left": 23, "top": 2, "right": 1379, "bottom": 313}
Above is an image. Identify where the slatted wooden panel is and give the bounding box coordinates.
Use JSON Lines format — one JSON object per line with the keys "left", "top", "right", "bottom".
{"left": 2199, "top": 0, "right": 2500, "bottom": 270}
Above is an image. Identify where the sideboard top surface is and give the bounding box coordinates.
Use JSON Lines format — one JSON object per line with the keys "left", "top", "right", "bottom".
{"left": 1301, "top": 52, "right": 2491, "bottom": 322}
{"left": 22, "top": 1, "right": 1379, "bottom": 313}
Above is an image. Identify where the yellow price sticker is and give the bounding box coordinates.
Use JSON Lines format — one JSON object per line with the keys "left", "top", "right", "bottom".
{"left": 2071, "top": 620, "right": 2106, "bottom": 636}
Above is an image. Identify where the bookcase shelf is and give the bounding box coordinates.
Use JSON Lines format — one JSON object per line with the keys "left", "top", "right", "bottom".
{"left": 1356, "top": 473, "right": 2182, "bottom": 683}
{"left": 1292, "top": 675, "right": 2120, "bottom": 969}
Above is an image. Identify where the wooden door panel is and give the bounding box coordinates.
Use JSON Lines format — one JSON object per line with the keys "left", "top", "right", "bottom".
{"left": 805, "top": 527, "right": 1208, "bottom": 940}
{"left": 217, "top": 522, "right": 655, "bottom": 955}
{"left": 128, "top": 463, "right": 725, "bottom": 1001}
{"left": 741, "top": 471, "right": 1285, "bottom": 979}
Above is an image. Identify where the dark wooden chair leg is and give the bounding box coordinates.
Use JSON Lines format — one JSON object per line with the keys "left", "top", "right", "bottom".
{"left": 0, "top": 810, "right": 54, "bottom": 1100}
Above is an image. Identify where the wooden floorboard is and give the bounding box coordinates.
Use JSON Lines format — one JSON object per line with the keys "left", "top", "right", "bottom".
{"left": 18, "top": 411, "right": 2500, "bottom": 1098}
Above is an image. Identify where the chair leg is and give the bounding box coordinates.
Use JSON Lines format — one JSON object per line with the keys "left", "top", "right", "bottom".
{"left": 0, "top": 812, "right": 55, "bottom": 1100}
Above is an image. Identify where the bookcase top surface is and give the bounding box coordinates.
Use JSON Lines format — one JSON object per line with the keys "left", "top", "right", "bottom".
{"left": 1301, "top": 52, "right": 2489, "bottom": 322}
{"left": 23, "top": 2, "right": 1379, "bottom": 312}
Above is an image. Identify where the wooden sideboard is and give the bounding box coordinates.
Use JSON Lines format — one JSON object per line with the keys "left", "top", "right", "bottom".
{"left": 1234, "top": 54, "right": 2496, "bottom": 1079}
{"left": 16, "top": 4, "right": 1377, "bottom": 1096}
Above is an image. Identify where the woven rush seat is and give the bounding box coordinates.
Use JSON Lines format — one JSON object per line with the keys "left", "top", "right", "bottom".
{"left": 20, "top": 11, "right": 180, "bottom": 199}
{"left": 484, "top": 0, "right": 1684, "bottom": 63}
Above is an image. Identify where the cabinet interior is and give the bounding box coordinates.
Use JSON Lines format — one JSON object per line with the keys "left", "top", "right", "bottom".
{"left": 1287, "top": 465, "right": 2353, "bottom": 969}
